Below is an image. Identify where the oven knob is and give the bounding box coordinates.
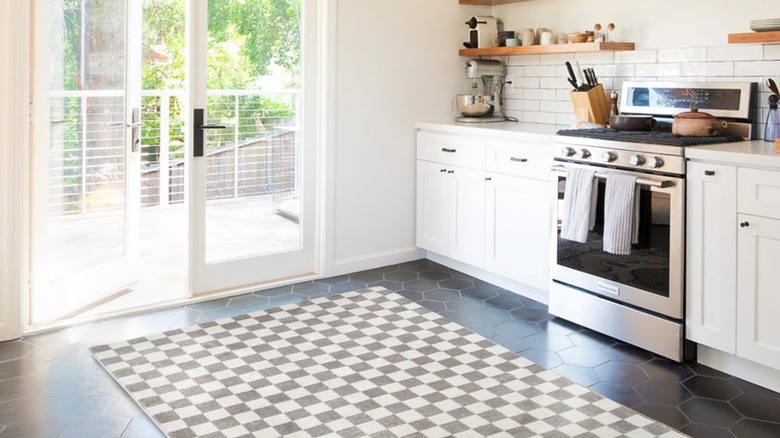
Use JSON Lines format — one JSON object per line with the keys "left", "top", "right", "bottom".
{"left": 580, "top": 149, "right": 591, "bottom": 159}
{"left": 602, "top": 151, "right": 617, "bottom": 163}
{"left": 562, "top": 147, "right": 576, "bottom": 157}
{"left": 629, "top": 154, "right": 646, "bottom": 166}
{"left": 648, "top": 156, "right": 665, "bottom": 168}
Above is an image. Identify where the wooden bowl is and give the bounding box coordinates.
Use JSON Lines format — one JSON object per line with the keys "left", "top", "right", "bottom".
{"left": 569, "top": 33, "right": 588, "bottom": 43}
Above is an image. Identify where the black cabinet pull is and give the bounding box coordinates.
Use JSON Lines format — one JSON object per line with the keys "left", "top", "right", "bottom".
{"left": 447, "top": 170, "right": 454, "bottom": 174}
{"left": 704, "top": 170, "right": 715, "bottom": 176}
{"left": 441, "top": 148, "right": 457, "bottom": 153}
{"left": 510, "top": 157, "right": 528, "bottom": 163}
{"left": 485, "top": 177, "right": 492, "bottom": 181}
{"left": 740, "top": 221, "right": 750, "bottom": 228}
{"left": 440, "top": 169, "right": 447, "bottom": 173}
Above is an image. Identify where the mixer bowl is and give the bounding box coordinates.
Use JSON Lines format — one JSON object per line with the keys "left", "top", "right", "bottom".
{"left": 455, "top": 94, "right": 494, "bottom": 117}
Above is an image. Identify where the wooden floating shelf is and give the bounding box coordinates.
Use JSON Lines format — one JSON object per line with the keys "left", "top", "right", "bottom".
{"left": 459, "top": 42, "right": 635, "bottom": 56}
{"left": 728, "top": 31, "right": 780, "bottom": 44}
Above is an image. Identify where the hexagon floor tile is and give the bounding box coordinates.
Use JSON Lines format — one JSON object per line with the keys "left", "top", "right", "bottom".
{"left": 0, "top": 259, "right": 778, "bottom": 438}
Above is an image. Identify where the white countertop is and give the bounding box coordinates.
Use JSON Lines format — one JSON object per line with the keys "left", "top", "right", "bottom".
{"left": 416, "top": 121, "right": 562, "bottom": 142}
{"left": 685, "top": 140, "right": 780, "bottom": 169}
{"left": 418, "top": 121, "right": 780, "bottom": 170}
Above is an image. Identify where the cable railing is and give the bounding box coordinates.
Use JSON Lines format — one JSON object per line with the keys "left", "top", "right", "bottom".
{"left": 47, "top": 89, "right": 300, "bottom": 216}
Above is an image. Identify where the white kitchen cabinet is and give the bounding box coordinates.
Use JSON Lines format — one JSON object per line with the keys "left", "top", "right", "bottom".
{"left": 485, "top": 173, "right": 550, "bottom": 290}
{"left": 685, "top": 162, "right": 737, "bottom": 353}
{"left": 737, "top": 214, "right": 780, "bottom": 370}
{"left": 686, "top": 162, "right": 780, "bottom": 372}
{"left": 484, "top": 138, "right": 552, "bottom": 290}
{"left": 416, "top": 129, "right": 552, "bottom": 291}
{"left": 416, "top": 133, "right": 486, "bottom": 268}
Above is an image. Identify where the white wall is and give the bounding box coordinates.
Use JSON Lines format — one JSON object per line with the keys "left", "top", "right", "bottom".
{"left": 494, "top": 0, "right": 779, "bottom": 49}
{"left": 330, "top": 0, "right": 484, "bottom": 272}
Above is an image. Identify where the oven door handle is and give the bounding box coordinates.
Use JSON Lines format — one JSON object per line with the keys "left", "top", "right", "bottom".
{"left": 551, "top": 165, "right": 676, "bottom": 188}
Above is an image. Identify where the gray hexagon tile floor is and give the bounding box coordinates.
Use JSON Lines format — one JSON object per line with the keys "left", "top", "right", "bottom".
{"left": 1, "top": 259, "right": 779, "bottom": 437}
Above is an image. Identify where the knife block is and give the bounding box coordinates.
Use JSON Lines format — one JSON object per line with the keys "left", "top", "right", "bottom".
{"left": 570, "top": 84, "right": 610, "bottom": 126}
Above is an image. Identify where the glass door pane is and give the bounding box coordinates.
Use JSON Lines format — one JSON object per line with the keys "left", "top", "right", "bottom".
{"left": 188, "top": 0, "right": 316, "bottom": 294}
{"left": 32, "top": 0, "right": 141, "bottom": 325}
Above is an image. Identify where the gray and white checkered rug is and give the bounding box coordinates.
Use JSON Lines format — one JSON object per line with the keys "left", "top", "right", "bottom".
{"left": 91, "top": 287, "right": 685, "bottom": 437}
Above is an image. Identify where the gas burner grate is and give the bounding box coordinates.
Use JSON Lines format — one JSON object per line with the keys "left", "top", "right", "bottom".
{"left": 556, "top": 128, "right": 744, "bottom": 146}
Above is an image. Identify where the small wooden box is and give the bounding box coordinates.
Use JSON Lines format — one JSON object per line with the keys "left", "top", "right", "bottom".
{"left": 570, "top": 84, "right": 610, "bottom": 126}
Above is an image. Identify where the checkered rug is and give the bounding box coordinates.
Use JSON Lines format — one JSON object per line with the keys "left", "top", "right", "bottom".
{"left": 91, "top": 287, "right": 685, "bottom": 437}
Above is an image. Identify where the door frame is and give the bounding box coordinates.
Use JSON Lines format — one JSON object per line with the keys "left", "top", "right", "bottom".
{"left": 0, "top": 0, "right": 30, "bottom": 342}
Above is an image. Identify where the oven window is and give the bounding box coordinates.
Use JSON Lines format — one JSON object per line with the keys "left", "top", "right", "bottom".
{"left": 556, "top": 177, "right": 671, "bottom": 298}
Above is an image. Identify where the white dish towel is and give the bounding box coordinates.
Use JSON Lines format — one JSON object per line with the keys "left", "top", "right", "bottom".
{"left": 603, "top": 172, "right": 640, "bottom": 255}
{"left": 560, "top": 168, "right": 597, "bottom": 243}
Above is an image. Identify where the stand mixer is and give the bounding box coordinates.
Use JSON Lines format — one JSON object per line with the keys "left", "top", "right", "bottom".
{"left": 455, "top": 59, "right": 507, "bottom": 123}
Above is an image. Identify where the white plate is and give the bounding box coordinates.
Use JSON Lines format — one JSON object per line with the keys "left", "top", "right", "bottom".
{"left": 751, "top": 24, "right": 780, "bottom": 32}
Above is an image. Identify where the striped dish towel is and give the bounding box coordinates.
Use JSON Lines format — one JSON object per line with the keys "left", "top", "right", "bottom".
{"left": 560, "top": 168, "right": 597, "bottom": 243}
{"left": 603, "top": 172, "right": 639, "bottom": 255}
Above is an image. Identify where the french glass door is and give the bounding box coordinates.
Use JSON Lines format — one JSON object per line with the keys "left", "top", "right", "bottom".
{"left": 31, "top": 0, "right": 317, "bottom": 325}
{"left": 186, "top": 0, "right": 317, "bottom": 294}
{"left": 31, "top": 0, "right": 142, "bottom": 324}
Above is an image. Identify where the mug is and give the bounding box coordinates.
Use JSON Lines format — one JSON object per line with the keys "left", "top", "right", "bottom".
{"left": 521, "top": 28, "right": 535, "bottom": 46}
{"left": 540, "top": 31, "right": 553, "bottom": 45}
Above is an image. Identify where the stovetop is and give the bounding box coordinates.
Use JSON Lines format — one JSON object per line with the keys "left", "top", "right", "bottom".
{"left": 556, "top": 128, "right": 744, "bottom": 147}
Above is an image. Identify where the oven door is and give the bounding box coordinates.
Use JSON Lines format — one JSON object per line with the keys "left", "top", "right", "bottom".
{"left": 551, "top": 162, "right": 684, "bottom": 319}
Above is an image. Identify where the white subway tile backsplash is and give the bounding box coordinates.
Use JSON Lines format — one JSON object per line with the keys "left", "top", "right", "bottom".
{"left": 735, "top": 61, "right": 780, "bottom": 76}
{"left": 513, "top": 76, "right": 540, "bottom": 89}
{"left": 574, "top": 51, "right": 615, "bottom": 64}
{"left": 523, "top": 111, "right": 557, "bottom": 124}
{"left": 507, "top": 54, "right": 541, "bottom": 66}
{"left": 539, "top": 77, "right": 568, "bottom": 89}
{"left": 658, "top": 48, "right": 707, "bottom": 63}
{"left": 524, "top": 65, "right": 559, "bottom": 77}
{"left": 707, "top": 45, "right": 763, "bottom": 62}
{"left": 616, "top": 50, "right": 657, "bottom": 64}
{"left": 681, "top": 62, "right": 734, "bottom": 77}
{"left": 540, "top": 100, "right": 572, "bottom": 113}
{"left": 635, "top": 63, "right": 681, "bottom": 77}
{"left": 498, "top": 45, "right": 776, "bottom": 125}
{"left": 764, "top": 45, "right": 780, "bottom": 61}
{"left": 524, "top": 88, "right": 557, "bottom": 101}
{"left": 539, "top": 53, "right": 571, "bottom": 65}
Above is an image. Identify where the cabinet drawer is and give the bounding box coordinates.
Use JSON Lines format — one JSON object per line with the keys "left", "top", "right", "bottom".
{"left": 417, "top": 131, "right": 485, "bottom": 168}
{"left": 738, "top": 168, "right": 780, "bottom": 219}
{"left": 486, "top": 139, "right": 552, "bottom": 180}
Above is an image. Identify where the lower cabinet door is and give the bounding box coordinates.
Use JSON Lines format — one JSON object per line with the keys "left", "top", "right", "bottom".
{"left": 737, "top": 214, "right": 780, "bottom": 371}
{"left": 685, "top": 162, "right": 737, "bottom": 353}
{"left": 416, "top": 160, "right": 451, "bottom": 256}
{"left": 485, "top": 173, "right": 551, "bottom": 290}
{"left": 449, "top": 165, "right": 486, "bottom": 268}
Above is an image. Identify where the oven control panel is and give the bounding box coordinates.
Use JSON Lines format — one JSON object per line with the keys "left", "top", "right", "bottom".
{"left": 551, "top": 141, "right": 684, "bottom": 175}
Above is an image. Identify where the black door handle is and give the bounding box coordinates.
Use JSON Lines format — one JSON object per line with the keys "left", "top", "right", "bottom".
{"left": 193, "top": 109, "right": 226, "bottom": 157}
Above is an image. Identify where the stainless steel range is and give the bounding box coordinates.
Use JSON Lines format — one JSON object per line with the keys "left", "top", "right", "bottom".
{"left": 548, "top": 81, "right": 756, "bottom": 362}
